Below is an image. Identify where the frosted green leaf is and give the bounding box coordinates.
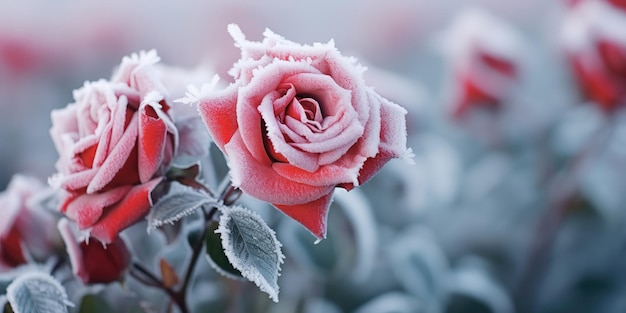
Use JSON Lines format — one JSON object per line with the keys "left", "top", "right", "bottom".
{"left": 6, "top": 272, "right": 73, "bottom": 313}
{"left": 147, "top": 181, "right": 217, "bottom": 233}
{"left": 216, "top": 206, "right": 284, "bottom": 302}
{"left": 204, "top": 222, "right": 243, "bottom": 279}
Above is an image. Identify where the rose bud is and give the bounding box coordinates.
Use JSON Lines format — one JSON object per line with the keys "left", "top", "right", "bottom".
{"left": 562, "top": 0, "right": 626, "bottom": 113}
{"left": 0, "top": 175, "right": 58, "bottom": 271}
{"left": 50, "top": 50, "right": 210, "bottom": 244}
{"left": 193, "top": 25, "right": 411, "bottom": 239}
{"left": 58, "top": 218, "right": 131, "bottom": 284}
{"left": 440, "top": 9, "right": 522, "bottom": 119}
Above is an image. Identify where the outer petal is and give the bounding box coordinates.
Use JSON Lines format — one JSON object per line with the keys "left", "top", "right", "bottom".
{"left": 64, "top": 186, "right": 132, "bottom": 229}
{"left": 272, "top": 163, "right": 358, "bottom": 187}
{"left": 273, "top": 192, "right": 334, "bottom": 239}
{"left": 90, "top": 178, "right": 162, "bottom": 244}
{"left": 225, "top": 132, "right": 334, "bottom": 205}
{"left": 0, "top": 225, "right": 27, "bottom": 268}
{"left": 138, "top": 103, "right": 168, "bottom": 183}
{"left": 197, "top": 83, "right": 239, "bottom": 151}
{"left": 570, "top": 54, "right": 620, "bottom": 112}
{"left": 342, "top": 95, "right": 409, "bottom": 189}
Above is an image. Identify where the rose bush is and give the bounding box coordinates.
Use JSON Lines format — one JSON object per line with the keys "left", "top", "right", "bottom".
{"left": 562, "top": 0, "right": 626, "bottom": 113}
{"left": 195, "top": 25, "right": 410, "bottom": 239}
{"left": 50, "top": 50, "right": 209, "bottom": 244}
{"left": 0, "top": 175, "right": 57, "bottom": 271}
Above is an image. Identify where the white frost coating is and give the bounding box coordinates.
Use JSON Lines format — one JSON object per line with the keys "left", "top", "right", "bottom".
{"left": 174, "top": 75, "right": 221, "bottom": 105}
{"left": 121, "top": 49, "right": 160, "bottom": 69}
{"left": 334, "top": 189, "right": 378, "bottom": 283}
{"left": 562, "top": 0, "right": 626, "bottom": 50}
{"left": 6, "top": 271, "right": 74, "bottom": 313}
{"left": 216, "top": 205, "right": 285, "bottom": 302}
{"left": 146, "top": 181, "right": 216, "bottom": 233}
{"left": 440, "top": 8, "right": 524, "bottom": 62}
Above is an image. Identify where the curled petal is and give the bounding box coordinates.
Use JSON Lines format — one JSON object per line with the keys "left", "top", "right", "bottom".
{"left": 87, "top": 113, "right": 139, "bottom": 194}
{"left": 90, "top": 178, "right": 162, "bottom": 244}
{"left": 64, "top": 186, "right": 132, "bottom": 229}
{"left": 197, "top": 84, "right": 240, "bottom": 151}
{"left": 138, "top": 103, "right": 168, "bottom": 183}
{"left": 273, "top": 192, "right": 334, "bottom": 239}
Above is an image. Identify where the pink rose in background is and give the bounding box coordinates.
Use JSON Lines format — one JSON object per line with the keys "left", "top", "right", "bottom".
{"left": 50, "top": 50, "right": 210, "bottom": 244}
{"left": 0, "top": 175, "right": 57, "bottom": 271}
{"left": 58, "top": 218, "right": 131, "bottom": 284}
{"left": 440, "top": 9, "right": 522, "bottom": 119}
{"left": 195, "top": 25, "right": 410, "bottom": 239}
{"left": 562, "top": 0, "right": 626, "bottom": 113}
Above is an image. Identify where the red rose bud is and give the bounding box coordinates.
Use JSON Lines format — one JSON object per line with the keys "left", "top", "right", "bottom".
{"left": 562, "top": 0, "right": 626, "bottom": 112}
{"left": 441, "top": 9, "right": 522, "bottom": 119}
{"left": 58, "top": 218, "right": 131, "bottom": 284}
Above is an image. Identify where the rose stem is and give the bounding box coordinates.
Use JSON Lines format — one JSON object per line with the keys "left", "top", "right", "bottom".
{"left": 514, "top": 117, "right": 616, "bottom": 312}
{"left": 173, "top": 177, "right": 233, "bottom": 312}
{"left": 174, "top": 205, "right": 219, "bottom": 310}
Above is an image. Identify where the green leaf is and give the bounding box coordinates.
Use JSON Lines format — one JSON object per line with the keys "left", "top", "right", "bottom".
{"left": 6, "top": 272, "right": 72, "bottom": 313}
{"left": 147, "top": 181, "right": 217, "bottom": 233}
{"left": 78, "top": 295, "right": 114, "bottom": 313}
{"left": 216, "top": 206, "right": 284, "bottom": 302}
{"left": 205, "top": 222, "right": 243, "bottom": 279}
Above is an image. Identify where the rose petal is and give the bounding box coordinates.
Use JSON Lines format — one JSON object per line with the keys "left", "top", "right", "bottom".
{"left": 87, "top": 113, "right": 139, "bottom": 194}
{"left": 197, "top": 83, "right": 240, "bottom": 150}
{"left": 138, "top": 103, "right": 168, "bottom": 183}
{"left": 570, "top": 54, "right": 621, "bottom": 112}
{"left": 64, "top": 186, "right": 132, "bottom": 229}
{"left": 273, "top": 192, "right": 334, "bottom": 239}
{"left": 272, "top": 162, "right": 358, "bottom": 187}
{"left": 224, "top": 132, "right": 334, "bottom": 205}
{"left": 90, "top": 178, "right": 162, "bottom": 244}
{"left": 59, "top": 168, "right": 98, "bottom": 191}
{"left": 341, "top": 95, "right": 408, "bottom": 188}
{"left": 0, "top": 225, "right": 27, "bottom": 268}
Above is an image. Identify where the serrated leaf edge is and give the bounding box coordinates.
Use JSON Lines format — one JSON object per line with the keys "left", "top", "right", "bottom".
{"left": 146, "top": 183, "right": 217, "bottom": 233}
{"left": 216, "top": 205, "right": 285, "bottom": 302}
{"left": 204, "top": 254, "right": 245, "bottom": 281}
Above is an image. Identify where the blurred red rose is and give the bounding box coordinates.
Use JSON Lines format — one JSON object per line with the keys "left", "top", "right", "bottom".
{"left": 0, "top": 175, "right": 57, "bottom": 271}
{"left": 442, "top": 10, "right": 522, "bottom": 119}
{"left": 563, "top": 0, "right": 626, "bottom": 112}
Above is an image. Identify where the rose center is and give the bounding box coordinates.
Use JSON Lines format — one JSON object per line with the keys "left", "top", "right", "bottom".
{"left": 286, "top": 96, "right": 324, "bottom": 132}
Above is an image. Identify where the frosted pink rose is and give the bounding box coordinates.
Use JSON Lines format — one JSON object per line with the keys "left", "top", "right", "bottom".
{"left": 196, "top": 25, "right": 410, "bottom": 239}
{"left": 50, "top": 50, "right": 210, "bottom": 244}
{"left": 58, "top": 219, "right": 130, "bottom": 284}
{"left": 562, "top": 0, "right": 626, "bottom": 112}
{"left": 0, "top": 175, "right": 57, "bottom": 271}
